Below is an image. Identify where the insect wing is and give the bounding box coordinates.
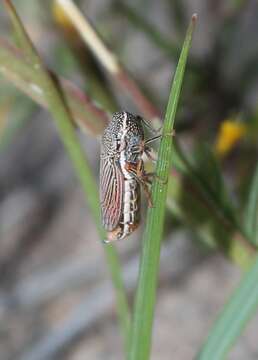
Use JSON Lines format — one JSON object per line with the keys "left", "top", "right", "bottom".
{"left": 100, "top": 157, "right": 124, "bottom": 231}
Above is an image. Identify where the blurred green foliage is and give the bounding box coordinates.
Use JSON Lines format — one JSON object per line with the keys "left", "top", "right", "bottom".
{"left": 1, "top": 0, "right": 258, "bottom": 359}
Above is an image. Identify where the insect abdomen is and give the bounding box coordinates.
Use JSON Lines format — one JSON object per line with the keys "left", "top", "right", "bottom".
{"left": 122, "top": 178, "right": 141, "bottom": 234}
{"left": 105, "top": 178, "right": 140, "bottom": 242}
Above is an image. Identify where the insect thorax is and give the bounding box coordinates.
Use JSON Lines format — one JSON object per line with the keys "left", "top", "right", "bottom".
{"left": 101, "top": 111, "right": 144, "bottom": 160}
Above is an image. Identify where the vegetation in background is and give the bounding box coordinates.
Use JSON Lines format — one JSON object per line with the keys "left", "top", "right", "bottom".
{"left": 1, "top": 0, "right": 258, "bottom": 359}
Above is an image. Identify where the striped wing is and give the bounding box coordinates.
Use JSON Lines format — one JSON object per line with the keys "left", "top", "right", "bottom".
{"left": 100, "top": 156, "right": 124, "bottom": 231}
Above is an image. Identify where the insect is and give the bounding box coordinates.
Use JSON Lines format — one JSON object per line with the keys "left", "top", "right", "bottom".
{"left": 100, "top": 111, "right": 160, "bottom": 243}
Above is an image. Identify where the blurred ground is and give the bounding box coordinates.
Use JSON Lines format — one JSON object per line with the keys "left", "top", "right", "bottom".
{"left": 1, "top": 0, "right": 258, "bottom": 359}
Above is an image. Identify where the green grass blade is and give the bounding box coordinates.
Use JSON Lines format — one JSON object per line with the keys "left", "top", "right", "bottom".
{"left": 4, "top": 0, "right": 42, "bottom": 65}
{"left": 4, "top": 1, "right": 130, "bottom": 352}
{"left": 244, "top": 163, "right": 258, "bottom": 245}
{"left": 197, "top": 255, "right": 258, "bottom": 360}
{"left": 128, "top": 15, "right": 197, "bottom": 360}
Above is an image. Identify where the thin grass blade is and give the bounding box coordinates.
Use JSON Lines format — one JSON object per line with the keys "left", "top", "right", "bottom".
{"left": 244, "top": 163, "right": 258, "bottom": 245}
{"left": 4, "top": 0, "right": 39, "bottom": 62}
{"left": 197, "top": 255, "right": 258, "bottom": 360}
{"left": 128, "top": 14, "right": 197, "bottom": 360}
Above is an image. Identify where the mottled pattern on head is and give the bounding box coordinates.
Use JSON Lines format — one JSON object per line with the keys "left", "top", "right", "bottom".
{"left": 101, "top": 112, "right": 144, "bottom": 160}
{"left": 125, "top": 112, "right": 144, "bottom": 144}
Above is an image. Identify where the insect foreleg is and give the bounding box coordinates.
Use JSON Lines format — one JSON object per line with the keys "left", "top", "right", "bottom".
{"left": 144, "top": 134, "right": 162, "bottom": 145}
{"left": 137, "top": 115, "right": 161, "bottom": 135}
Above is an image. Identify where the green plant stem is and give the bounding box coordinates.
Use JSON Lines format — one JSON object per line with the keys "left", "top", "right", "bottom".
{"left": 128, "top": 15, "right": 197, "bottom": 360}
{"left": 3, "top": 0, "right": 130, "bottom": 353}
{"left": 197, "top": 255, "right": 258, "bottom": 360}
{"left": 244, "top": 164, "right": 258, "bottom": 246}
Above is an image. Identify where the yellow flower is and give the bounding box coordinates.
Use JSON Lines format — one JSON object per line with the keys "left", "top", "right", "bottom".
{"left": 215, "top": 120, "right": 246, "bottom": 156}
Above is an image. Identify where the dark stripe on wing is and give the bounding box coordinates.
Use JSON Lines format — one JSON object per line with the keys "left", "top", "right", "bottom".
{"left": 100, "top": 157, "right": 124, "bottom": 231}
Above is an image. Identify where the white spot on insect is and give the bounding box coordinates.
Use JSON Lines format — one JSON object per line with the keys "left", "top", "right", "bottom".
{"left": 122, "top": 111, "right": 127, "bottom": 133}
{"left": 29, "top": 83, "right": 43, "bottom": 95}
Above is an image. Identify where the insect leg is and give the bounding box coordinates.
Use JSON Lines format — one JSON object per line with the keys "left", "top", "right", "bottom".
{"left": 145, "top": 129, "right": 176, "bottom": 146}
{"left": 144, "top": 134, "right": 162, "bottom": 145}
{"left": 144, "top": 146, "right": 157, "bottom": 163}
{"left": 138, "top": 158, "right": 168, "bottom": 186}
{"left": 125, "top": 161, "right": 154, "bottom": 207}
{"left": 136, "top": 161, "right": 154, "bottom": 207}
{"left": 143, "top": 129, "right": 176, "bottom": 165}
{"left": 137, "top": 115, "right": 159, "bottom": 134}
{"left": 138, "top": 114, "right": 176, "bottom": 139}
